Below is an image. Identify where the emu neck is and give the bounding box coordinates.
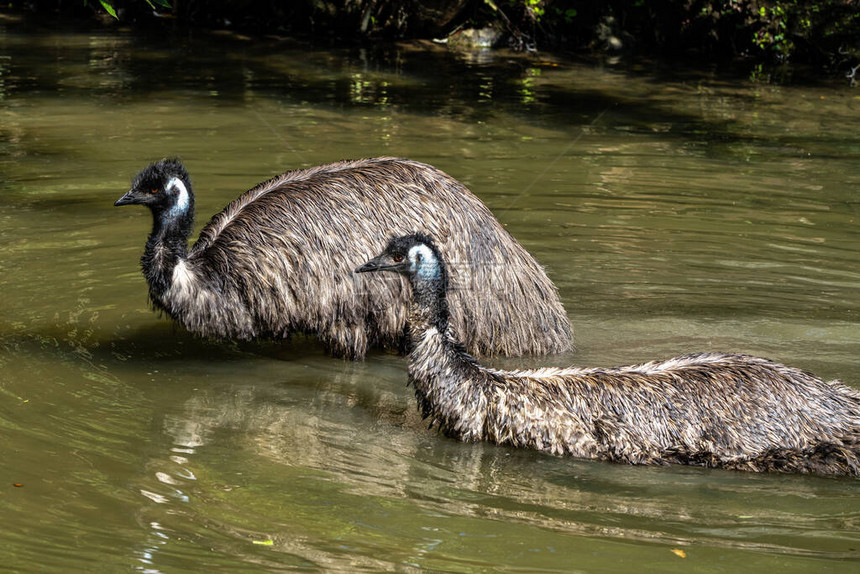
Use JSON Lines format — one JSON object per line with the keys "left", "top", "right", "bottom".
{"left": 406, "top": 276, "right": 491, "bottom": 441}
{"left": 142, "top": 210, "right": 193, "bottom": 300}
{"left": 405, "top": 271, "right": 454, "bottom": 346}
{"left": 409, "top": 278, "right": 448, "bottom": 329}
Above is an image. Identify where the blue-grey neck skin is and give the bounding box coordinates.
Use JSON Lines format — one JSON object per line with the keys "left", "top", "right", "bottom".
{"left": 145, "top": 175, "right": 195, "bottom": 247}
{"left": 405, "top": 243, "right": 451, "bottom": 337}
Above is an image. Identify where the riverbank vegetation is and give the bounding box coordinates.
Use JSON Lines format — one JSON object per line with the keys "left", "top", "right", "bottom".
{"left": 7, "top": 1, "right": 859, "bottom": 80}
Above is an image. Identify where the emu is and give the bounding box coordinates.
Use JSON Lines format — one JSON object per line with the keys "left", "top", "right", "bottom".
{"left": 356, "top": 234, "right": 860, "bottom": 476}
{"left": 114, "top": 157, "right": 571, "bottom": 359}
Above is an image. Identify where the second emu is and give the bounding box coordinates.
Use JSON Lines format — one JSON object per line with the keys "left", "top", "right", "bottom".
{"left": 356, "top": 234, "right": 860, "bottom": 476}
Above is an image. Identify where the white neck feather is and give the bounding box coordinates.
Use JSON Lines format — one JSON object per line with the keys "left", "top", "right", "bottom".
{"left": 165, "top": 177, "right": 190, "bottom": 218}
{"left": 408, "top": 244, "right": 440, "bottom": 281}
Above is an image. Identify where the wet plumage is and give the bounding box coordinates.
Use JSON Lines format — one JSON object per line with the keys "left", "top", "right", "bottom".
{"left": 356, "top": 234, "right": 860, "bottom": 476}
{"left": 115, "top": 157, "right": 571, "bottom": 359}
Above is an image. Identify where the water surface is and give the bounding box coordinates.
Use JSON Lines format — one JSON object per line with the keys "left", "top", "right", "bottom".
{"left": 1, "top": 15, "right": 858, "bottom": 573}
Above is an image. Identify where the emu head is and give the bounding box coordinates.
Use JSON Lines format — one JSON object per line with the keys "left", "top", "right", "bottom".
{"left": 115, "top": 158, "right": 194, "bottom": 222}
{"left": 356, "top": 233, "right": 450, "bottom": 309}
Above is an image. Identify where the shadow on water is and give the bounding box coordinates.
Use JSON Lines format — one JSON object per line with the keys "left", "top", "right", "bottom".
{"left": 0, "top": 315, "right": 343, "bottom": 370}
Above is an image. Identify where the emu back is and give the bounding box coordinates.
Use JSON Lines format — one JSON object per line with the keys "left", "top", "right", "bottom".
{"left": 169, "top": 158, "right": 571, "bottom": 358}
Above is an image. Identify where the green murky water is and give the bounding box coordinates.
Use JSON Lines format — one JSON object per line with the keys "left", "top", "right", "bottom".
{"left": 1, "top": 14, "right": 859, "bottom": 573}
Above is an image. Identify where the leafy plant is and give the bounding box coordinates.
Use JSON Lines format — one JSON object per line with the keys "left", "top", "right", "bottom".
{"left": 90, "top": 0, "right": 173, "bottom": 19}
{"left": 97, "top": 0, "right": 117, "bottom": 18}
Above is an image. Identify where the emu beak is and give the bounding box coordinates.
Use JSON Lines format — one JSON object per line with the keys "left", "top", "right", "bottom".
{"left": 355, "top": 255, "right": 392, "bottom": 274}
{"left": 355, "top": 259, "right": 380, "bottom": 274}
{"left": 114, "top": 190, "right": 136, "bottom": 207}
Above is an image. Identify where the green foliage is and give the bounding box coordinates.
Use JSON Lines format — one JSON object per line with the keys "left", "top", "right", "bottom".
{"left": 556, "top": 7, "right": 577, "bottom": 24}
{"left": 98, "top": 0, "right": 117, "bottom": 19}
{"left": 748, "top": 0, "right": 859, "bottom": 64}
{"left": 22, "top": 0, "right": 853, "bottom": 76}
{"left": 753, "top": 1, "right": 797, "bottom": 58}
{"left": 90, "top": 0, "right": 173, "bottom": 20}
{"left": 522, "top": 0, "right": 544, "bottom": 21}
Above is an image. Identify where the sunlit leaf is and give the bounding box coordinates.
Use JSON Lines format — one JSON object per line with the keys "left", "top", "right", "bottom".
{"left": 98, "top": 0, "right": 118, "bottom": 19}
{"left": 670, "top": 548, "right": 687, "bottom": 558}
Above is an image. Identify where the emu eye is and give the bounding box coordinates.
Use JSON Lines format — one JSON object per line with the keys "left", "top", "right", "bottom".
{"left": 392, "top": 253, "right": 404, "bottom": 263}
{"left": 150, "top": 188, "right": 159, "bottom": 194}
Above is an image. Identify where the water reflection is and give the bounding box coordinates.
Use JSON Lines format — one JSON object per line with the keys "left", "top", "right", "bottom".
{"left": 0, "top": 18, "right": 745, "bottom": 130}
{"left": 112, "top": 354, "right": 860, "bottom": 573}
